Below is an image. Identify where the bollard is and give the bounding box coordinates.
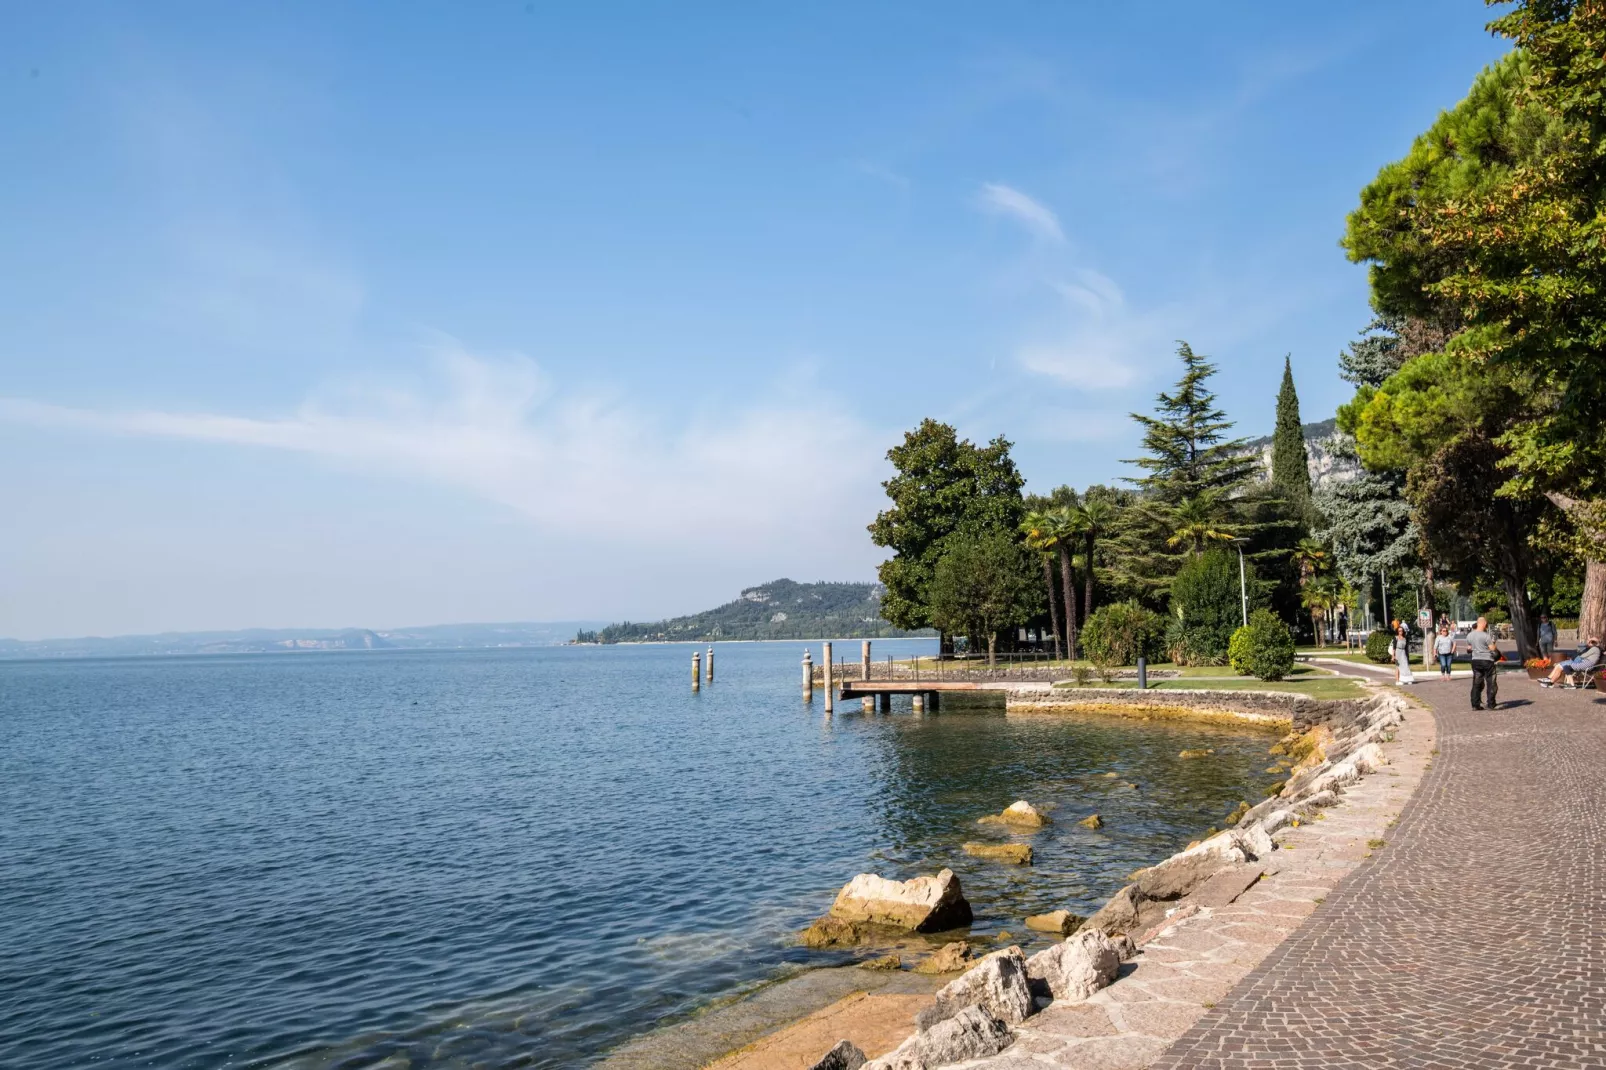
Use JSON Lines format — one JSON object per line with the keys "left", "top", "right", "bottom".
{"left": 692, "top": 651, "right": 701, "bottom": 692}
{"left": 823, "top": 642, "right": 834, "bottom": 713}
{"left": 1137, "top": 656, "right": 1147, "bottom": 691}
{"left": 862, "top": 640, "right": 871, "bottom": 682}
{"left": 912, "top": 693, "right": 925, "bottom": 713}
{"left": 706, "top": 646, "right": 714, "bottom": 683}
{"left": 863, "top": 696, "right": 875, "bottom": 713}
{"left": 802, "top": 650, "right": 814, "bottom": 700}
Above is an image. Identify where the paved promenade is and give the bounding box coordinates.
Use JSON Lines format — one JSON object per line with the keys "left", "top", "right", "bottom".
{"left": 1152, "top": 675, "right": 1606, "bottom": 1069}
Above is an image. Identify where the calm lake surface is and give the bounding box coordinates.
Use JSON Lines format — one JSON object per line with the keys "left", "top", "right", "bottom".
{"left": 0, "top": 641, "right": 1287, "bottom": 1069}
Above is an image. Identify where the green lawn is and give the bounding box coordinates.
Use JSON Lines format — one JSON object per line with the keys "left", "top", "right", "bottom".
{"left": 1299, "top": 649, "right": 1382, "bottom": 664}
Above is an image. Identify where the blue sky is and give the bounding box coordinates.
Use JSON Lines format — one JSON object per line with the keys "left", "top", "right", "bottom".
{"left": 1, "top": 2, "right": 1509, "bottom": 639}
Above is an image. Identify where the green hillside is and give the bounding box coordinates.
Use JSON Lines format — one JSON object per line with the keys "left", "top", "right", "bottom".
{"left": 590, "top": 579, "right": 932, "bottom": 643}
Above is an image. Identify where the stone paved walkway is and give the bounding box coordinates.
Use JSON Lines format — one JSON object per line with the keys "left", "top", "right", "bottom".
{"left": 1153, "top": 675, "right": 1606, "bottom": 1070}
{"left": 954, "top": 688, "right": 1432, "bottom": 1070}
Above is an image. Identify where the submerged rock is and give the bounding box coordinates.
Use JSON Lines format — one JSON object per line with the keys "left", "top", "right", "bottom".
{"left": 799, "top": 915, "right": 869, "bottom": 948}
{"left": 962, "top": 842, "right": 1033, "bottom": 865}
{"left": 808, "top": 1039, "right": 868, "bottom": 1070}
{"left": 1024, "top": 909, "right": 1083, "bottom": 935}
{"left": 1025, "top": 928, "right": 1121, "bottom": 1002}
{"left": 860, "top": 954, "right": 902, "bottom": 971}
{"left": 918, "top": 945, "right": 1034, "bottom": 1028}
{"left": 978, "top": 800, "right": 1049, "bottom": 829}
{"left": 912, "top": 941, "right": 971, "bottom": 975}
{"left": 1179, "top": 748, "right": 1214, "bottom": 759}
{"left": 828, "top": 869, "right": 973, "bottom": 933}
{"left": 1077, "top": 814, "right": 1103, "bottom": 829}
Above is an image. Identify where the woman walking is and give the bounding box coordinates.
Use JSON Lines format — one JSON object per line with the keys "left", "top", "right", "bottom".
{"left": 1434, "top": 623, "right": 1455, "bottom": 680}
{"left": 1393, "top": 619, "right": 1416, "bottom": 685}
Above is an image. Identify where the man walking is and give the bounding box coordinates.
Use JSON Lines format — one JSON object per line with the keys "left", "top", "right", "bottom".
{"left": 1465, "top": 616, "right": 1500, "bottom": 710}
{"left": 1538, "top": 614, "right": 1557, "bottom": 660}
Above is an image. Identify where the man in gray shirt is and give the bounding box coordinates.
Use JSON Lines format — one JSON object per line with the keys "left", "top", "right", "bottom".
{"left": 1464, "top": 617, "right": 1500, "bottom": 710}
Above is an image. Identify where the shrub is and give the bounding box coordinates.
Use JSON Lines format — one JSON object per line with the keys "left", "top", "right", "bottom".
{"left": 1228, "top": 609, "right": 1297, "bottom": 680}
{"left": 1071, "top": 664, "right": 1094, "bottom": 687}
{"left": 1082, "top": 601, "right": 1167, "bottom": 666}
{"left": 1168, "top": 549, "right": 1253, "bottom": 666}
{"left": 1364, "top": 629, "right": 1394, "bottom": 663}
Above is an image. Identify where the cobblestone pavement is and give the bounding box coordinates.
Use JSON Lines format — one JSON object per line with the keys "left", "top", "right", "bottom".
{"left": 954, "top": 688, "right": 1434, "bottom": 1070}
{"left": 1152, "top": 676, "right": 1606, "bottom": 1070}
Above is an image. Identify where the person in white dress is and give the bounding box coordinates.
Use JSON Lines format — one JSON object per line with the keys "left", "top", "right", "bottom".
{"left": 1393, "top": 620, "right": 1415, "bottom": 685}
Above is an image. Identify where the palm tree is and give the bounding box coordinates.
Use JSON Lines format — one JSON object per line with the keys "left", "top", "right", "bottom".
{"left": 1291, "top": 537, "right": 1330, "bottom": 587}
{"left": 1020, "top": 511, "right": 1063, "bottom": 660}
{"left": 1165, "top": 494, "right": 1234, "bottom": 556}
{"left": 1301, "top": 576, "right": 1340, "bottom": 648}
{"left": 1075, "top": 496, "right": 1118, "bottom": 626}
{"left": 1046, "top": 506, "right": 1083, "bottom": 659}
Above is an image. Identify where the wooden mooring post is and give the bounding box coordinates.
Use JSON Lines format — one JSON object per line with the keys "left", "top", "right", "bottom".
{"left": 705, "top": 646, "right": 714, "bottom": 683}
{"left": 861, "top": 640, "right": 871, "bottom": 682}
{"left": 691, "top": 650, "right": 701, "bottom": 691}
{"left": 802, "top": 650, "right": 813, "bottom": 700}
{"left": 822, "top": 641, "right": 834, "bottom": 713}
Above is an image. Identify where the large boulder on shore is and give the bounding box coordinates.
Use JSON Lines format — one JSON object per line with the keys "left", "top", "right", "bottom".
{"left": 1083, "top": 883, "right": 1145, "bottom": 936}
{"left": 828, "top": 868, "right": 973, "bottom": 933}
{"left": 864, "top": 1005, "right": 1013, "bottom": 1070}
{"left": 917, "top": 945, "right": 1034, "bottom": 1030}
{"left": 978, "top": 800, "right": 1049, "bottom": 828}
{"left": 809, "top": 1039, "right": 867, "bottom": 1070}
{"left": 1026, "top": 928, "right": 1122, "bottom": 1002}
{"left": 1132, "top": 826, "right": 1271, "bottom": 901}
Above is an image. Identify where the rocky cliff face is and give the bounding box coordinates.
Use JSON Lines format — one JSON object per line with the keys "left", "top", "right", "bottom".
{"left": 1243, "top": 418, "right": 1360, "bottom": 490}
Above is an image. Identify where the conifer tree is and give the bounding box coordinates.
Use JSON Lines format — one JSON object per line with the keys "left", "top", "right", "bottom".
{"left": 1270, "top": 356, "right": 1312, "bottom": 519}
{"left": 1127, "top": 343, "right": 1254, "bottom": 504}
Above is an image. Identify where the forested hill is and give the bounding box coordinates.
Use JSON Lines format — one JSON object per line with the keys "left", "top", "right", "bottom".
{"left": 592, "top": 580, "right": 932, "bottom": 643}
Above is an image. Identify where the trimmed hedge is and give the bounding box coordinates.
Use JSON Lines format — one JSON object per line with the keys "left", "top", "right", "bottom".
{"left": 1365, "top": 629, "right": 1394, "bottom": 663}
{"left": 1228, "top": 609, "right": 1297, "bottom": 681}
{"left": 1082, "top": 601, "right": 1166, "bottom": 666}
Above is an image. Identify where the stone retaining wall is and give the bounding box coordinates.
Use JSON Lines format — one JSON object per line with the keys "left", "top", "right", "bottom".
{"left": 1004, "top": 687, "right": 1371, "bottom": 732}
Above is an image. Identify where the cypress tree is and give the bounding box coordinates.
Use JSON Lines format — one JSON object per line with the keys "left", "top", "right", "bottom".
{"left": 1271, "top": 356, "right": 1312, "bottom": 517}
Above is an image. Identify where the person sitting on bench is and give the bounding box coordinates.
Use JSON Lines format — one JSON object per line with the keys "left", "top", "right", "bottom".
{"left": 1540, "top": 636, "right": 1603, "bottom": 688}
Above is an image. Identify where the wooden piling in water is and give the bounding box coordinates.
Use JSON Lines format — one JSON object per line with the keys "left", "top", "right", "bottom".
{"left": 692, "top": 651, "right": 701, "bottom": 691}
{"left": 802, "top": 650, "right": 813, "bottom": 700}
{"left": 862, "top": 640, "right": 871, "bottom": 682}
{"left": 822, "top": 642, "right": 834, "bottom": 712}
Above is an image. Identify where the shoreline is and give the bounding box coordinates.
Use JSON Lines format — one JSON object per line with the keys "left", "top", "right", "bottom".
{"left": 598, "top": 685, "right": 1411, "bottom": 1069}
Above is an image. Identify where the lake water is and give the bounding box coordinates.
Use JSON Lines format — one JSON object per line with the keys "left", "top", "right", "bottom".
{"left": 0, "top": 641, "right": 1287, "bottom": 1069}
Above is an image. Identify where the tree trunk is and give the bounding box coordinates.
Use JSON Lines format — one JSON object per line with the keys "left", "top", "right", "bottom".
{"left": 940, "top": 631, "right": 953, "bottom": 660}
{"left": 987, "top": 630, "right": 997, "bottom": 667}
{"left": 1421, "top": 563, "right": 1437, "bottom": 671}
{"left": 1311, "top": 608, "right": 1325, "bottom": 648}
{"left": 1057, "top": 545, "right": 1078, "bottom": 661}
{"left": 1042, "top": 557, "right": 1062, "bottom": 660}
{"left": 1083, "top": 531, "right": 1097, "bottom": 626}
{"left": 1501, "top": 570, "right": 1537, "bottom": 662}
{"left": 1581, "top": 559, "right": 1606, "bottom": 643}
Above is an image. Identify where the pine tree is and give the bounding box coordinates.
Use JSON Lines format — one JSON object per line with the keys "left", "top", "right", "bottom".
{"left": 1127, "top": 343, "right": 1254, "bottom": 504}
{"left": 1270, "top": 356, "right": 1312, "bottom": 518}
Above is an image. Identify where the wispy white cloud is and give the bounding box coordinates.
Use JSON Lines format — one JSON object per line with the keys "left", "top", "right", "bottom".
{"left": 0, "top": 340, "right": 891, "bottom": 553}
{"left": 977, "top": 182, "right": 1064, "bottom": 243}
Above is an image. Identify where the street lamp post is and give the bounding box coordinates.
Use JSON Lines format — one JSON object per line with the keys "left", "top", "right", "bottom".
{"left": 1231, "top": 538, "right": 1249, "bottom": 628}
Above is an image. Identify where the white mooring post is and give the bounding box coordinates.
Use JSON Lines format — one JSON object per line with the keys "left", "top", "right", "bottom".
{"left": 691, "top": 650, "right": 701, "bottom": 691}
{"left": 705, "top": 646, "right": 714, "bottom": 683}
{"left": 802, "top": 650, "right": 814, "bottom": 700}
{"left": 822, "top": 642, "right": 834, "bottom": 713}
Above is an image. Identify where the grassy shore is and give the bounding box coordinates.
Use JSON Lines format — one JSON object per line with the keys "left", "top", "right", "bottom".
{"left": 1052, "top": 675, "right": 1368, "bottom": 700}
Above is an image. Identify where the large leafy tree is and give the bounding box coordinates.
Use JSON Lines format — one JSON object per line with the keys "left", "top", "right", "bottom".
{"left": 869, "top": 420, "right": 1026, "bottom": 642}
{"left": 1343, "top": 5, "right": 1606, "bottom": 640}
{"left": 1271, "top": 357, "right": 1313, "bottom": 520}
{"left": 928, "top": 530, "right": 1042, "bottom": 666}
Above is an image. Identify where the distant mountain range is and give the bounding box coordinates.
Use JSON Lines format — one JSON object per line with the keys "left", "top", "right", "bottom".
{"left": 0, "top": 621, "right": 607, "bottom": 661}
{"left": 589, "top": 579, "right": 930, "bottom": 643}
